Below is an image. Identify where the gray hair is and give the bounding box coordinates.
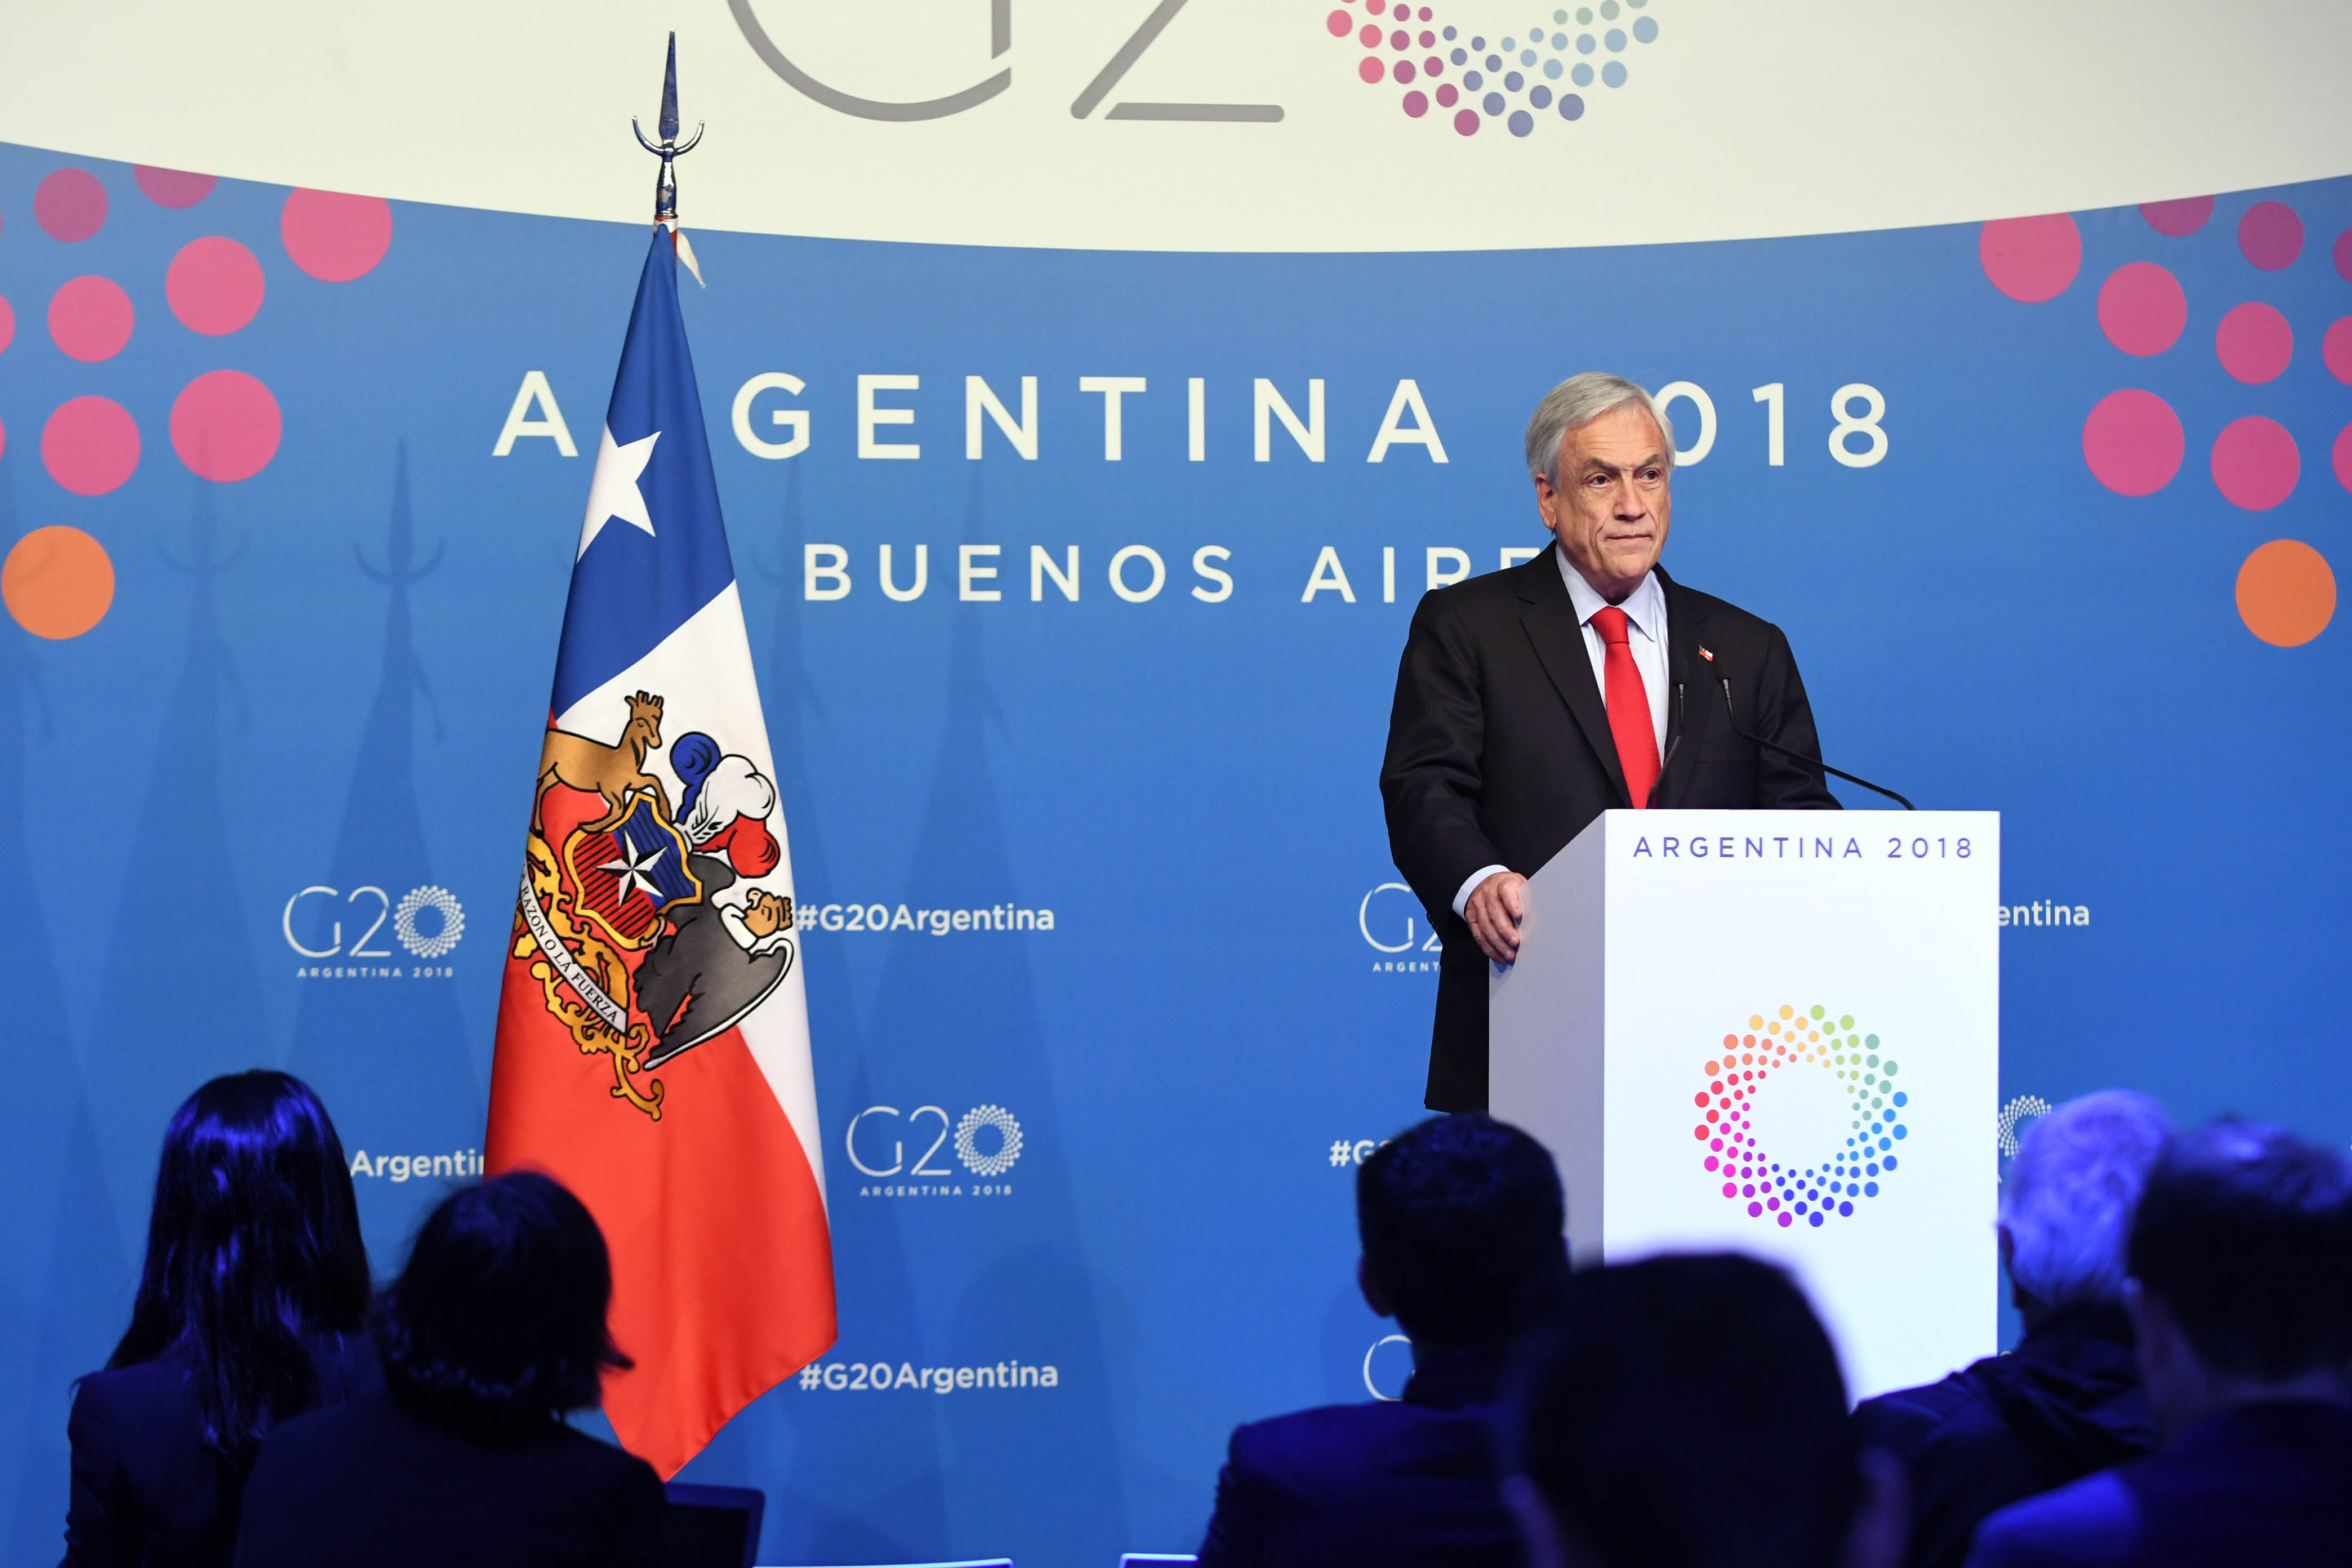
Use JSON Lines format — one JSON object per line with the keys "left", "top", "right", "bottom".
{"left": 2001, "top": 1089, "right": 2172, "bottom": 1309}
{"left": 1524, "top": 373, "right": 1676, "bottom": 485}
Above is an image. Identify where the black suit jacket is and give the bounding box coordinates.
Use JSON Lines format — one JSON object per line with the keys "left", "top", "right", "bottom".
{"left": 1965, "top": 1400, "right": 2352, "bottom": 1568}
{"left": 62, "top": 1333, "right": 378, "bottom": 1568}
{"left": 1852, "top": 1306, "right": 2158, "bottom": 1568}
{"left": 1195, "top": 1345, "right": 1517, "bottom": 1568}
{"left": 1382, "top": 554, "right": 1838, "bottom": 1110}
{"left": 232, "top": 1390, "right": 665, "bottom": 1568}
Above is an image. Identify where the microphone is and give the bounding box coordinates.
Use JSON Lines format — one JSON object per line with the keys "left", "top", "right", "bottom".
{"left": 1718, "top": 676, "right": 1916, "bottom": 810}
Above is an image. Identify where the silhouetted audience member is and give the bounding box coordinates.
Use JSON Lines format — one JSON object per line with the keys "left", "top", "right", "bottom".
{"left": 233, "top": 1171, "right": 665, "bottom": 1568}
{"left": 1502, "top": 1253, "right": 1906, "bottom": 1568}
{"left": 1856, "top": 1092, "right": 2168, "bottom": 1568}
{"left": 63, "top": 1071, "right": 376, "bottom": 1568}
{"left": 1967, "top": 1121, "right": 2352, "bottom": 1567}
{"left": 1195, "top": 1114, "right": 1570, "bottom": 1567}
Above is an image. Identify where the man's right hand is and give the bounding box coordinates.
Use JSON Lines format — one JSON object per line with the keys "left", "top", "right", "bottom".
{"left": 1465, "top": 871, "right": 1527, "bottom": 965}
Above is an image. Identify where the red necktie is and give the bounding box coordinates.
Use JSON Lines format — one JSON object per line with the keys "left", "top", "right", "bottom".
{"left": 1591, "top": 605, "right": 1660, "bottom": 808}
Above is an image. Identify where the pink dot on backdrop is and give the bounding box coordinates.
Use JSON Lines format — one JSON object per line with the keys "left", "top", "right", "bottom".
{"left": 47, "top": 277, "right": 135, "bottom": 363}
{"left": 2082, "top": 390, "right": 2184, "bottom": 496}
{"left": 1328, "top": 9, "right": 1352, "bottom": 38}
{"left": 2324, "top": 319, "right": 2352, "bottom": 385}
{"left": 0, "top": 416, "right": 7, "bottom": 462}
{"left": 1979, "top": 215, "right": 2081, "bottom": 302}
{"left": 280, "top": 190, "right": 393, "bottom": 282}
{"left": 2215, "top": 302, "right": 2293, "bottom": 384}
{"left": 134, "top": 166, "right": 217, "bottom": 208}
{"left": 1358, "top": 56, "right": 1384, "bottom": 83}
{"left": 1436, "top": 83, "right": 1458, "bottom": 107}
{"left": 1453, "top": 108, "right": 1479, "bottom": 136}
{"left": 2096, "top": 262, "right": 2186, "bottom": 356}
{"left": 2211, "top": 416, "right": 2299, "bottom": 510}
{"left": 2336, "top": 424, "right": 2352, "bottom": 494}
{"left": 167, "top": 238, "right": 265, "bottom": 335}
{"left": 2337, "top": 229, "right": 2352, "bottom": 284}
{"left": 1402, "top": 90, "right": 1429, "bottom": 117}
{"left": 2238, "top": 201, "right": 2304, "bottom": 271}
{"left": 0, "top": 294, "right": 14, "bottom": 354}
{"left": 171, "top": 369, "right": 282, "bottom": 482}
{"left": 2139, "top": 196, "right": 2214, "bottom": 237}
{"left": 1360, "top": 23, "right": 1380, "bottom": 45}
{"left": 42, "top": 396, "right": 141, "bottom": 495}
{"left": 35, "top": 169, "right": 108, "bottom": 242}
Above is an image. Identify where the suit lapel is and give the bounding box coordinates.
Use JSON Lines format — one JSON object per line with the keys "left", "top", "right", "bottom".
{"left": 1652, "top": 565, "right": 1709, "bottom": 809}
{"left": 1517, "top": 551, "right": 1629, "bottom": 808}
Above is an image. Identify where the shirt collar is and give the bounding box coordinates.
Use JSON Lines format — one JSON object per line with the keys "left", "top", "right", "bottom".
{"left": 1556, "top": 545, "right": 1663, "bottom": 639}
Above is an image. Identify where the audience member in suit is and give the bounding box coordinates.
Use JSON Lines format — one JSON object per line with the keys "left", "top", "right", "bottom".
{"left": 62, "top": 1071, "right": 376, "bottom": 1568}
{"left": 1967, "top": 1121, "right": 2352, "bottom": 1568}
{"left": 233, "top": 1170, "right": 666, "bottom": 1568}
{"left": 1502, "top": 1254, "right": 1906, "bottom": 1568}
{"left": 1856, "top": 1092, "right": 2168, "bottom": 1568}
{"left": 1195, "top": 1114, "right": 1570, "bottom": 1568}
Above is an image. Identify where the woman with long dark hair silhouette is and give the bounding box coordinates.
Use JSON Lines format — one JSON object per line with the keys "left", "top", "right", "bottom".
{"left": 234, "top": 1170, "right": 664, "bottom": 1568}
{"left": 63, "top": 1071, "right": 375, "bottom": 1567}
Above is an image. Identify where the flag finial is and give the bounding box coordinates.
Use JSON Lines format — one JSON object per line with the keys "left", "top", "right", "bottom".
{"left": 631, "top": 31, "right": 703, "bottom": 224}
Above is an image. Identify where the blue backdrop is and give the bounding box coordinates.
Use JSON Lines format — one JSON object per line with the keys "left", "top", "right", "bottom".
{"left": 2, "top": 138, "right": 2347, "bottom": 1565}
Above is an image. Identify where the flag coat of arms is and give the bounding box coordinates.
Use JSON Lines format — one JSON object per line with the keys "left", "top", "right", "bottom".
{"left": 488, "top": 228, "right": 835, "bottom": 1475}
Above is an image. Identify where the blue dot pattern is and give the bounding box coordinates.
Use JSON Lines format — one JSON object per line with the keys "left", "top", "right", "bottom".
{"left": 1602, "top": 60, "right": 1627, "bottom": 86}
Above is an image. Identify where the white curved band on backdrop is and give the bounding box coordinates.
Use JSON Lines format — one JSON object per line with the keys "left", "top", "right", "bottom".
{"left": 1, "top": 2, "right": 2346, "bottom": 252}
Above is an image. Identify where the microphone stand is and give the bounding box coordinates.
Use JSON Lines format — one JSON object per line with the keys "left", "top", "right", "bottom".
{"left": 1718, "top": 678, "right": 1914, "bottom": 810}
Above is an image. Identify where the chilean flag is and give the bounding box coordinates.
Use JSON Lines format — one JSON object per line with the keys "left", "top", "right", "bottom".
{"left": 487, "top": 226, "right": 835, "bottom": 1475}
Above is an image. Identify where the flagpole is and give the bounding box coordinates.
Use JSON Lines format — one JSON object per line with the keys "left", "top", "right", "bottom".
{"left": 631, "top": 32, "right": 707, "bottom": 283}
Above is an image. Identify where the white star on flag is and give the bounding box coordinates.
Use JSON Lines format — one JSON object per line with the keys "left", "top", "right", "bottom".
{"left": 577, "top": 424, "right": 662, "bottom": 558}
{"left": 598, "top": 835, "right": 669, "bottom": 904}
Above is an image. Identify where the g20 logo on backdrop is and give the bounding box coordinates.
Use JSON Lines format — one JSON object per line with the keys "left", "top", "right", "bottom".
{"left": 730, "top": 0, "right": 1281, "bottom": 124}
{"left": 847, "top": 1102, "right": 1024, "bottom": 1196}
{"left": 1694, "top": 1004, "right": 1910, "bottom": 1231}
{"left": 1360, "top": 881, "right": 1440, "bottom": 972}
{"left": 282, "top": 884, "right": 465, "bottom": 961}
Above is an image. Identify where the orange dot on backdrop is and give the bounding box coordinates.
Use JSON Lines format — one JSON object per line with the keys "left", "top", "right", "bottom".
{"left": 2235, "top": 540, "right": 2335, "bottom": 647}
{"left": 4, "top": 525, "right": 115, "bottom": 639}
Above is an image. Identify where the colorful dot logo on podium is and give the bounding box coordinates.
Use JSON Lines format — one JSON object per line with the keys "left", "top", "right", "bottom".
{"left": 1692, "top": 1004, "right": 1910, "bottom": 1230}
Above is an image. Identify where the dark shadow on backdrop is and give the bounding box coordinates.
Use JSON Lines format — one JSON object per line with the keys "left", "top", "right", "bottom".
{"left": 0, "top": 467, "right": 135, "bottom": 1562}
{"left": 782, "top": 470, "right": 1126, "bottom": 1564}
{"left": 83, "top": 483, "right": 269, "bottom": 1219}
{"left": 284, "top": 445, "right": 482, "bottom": 1248}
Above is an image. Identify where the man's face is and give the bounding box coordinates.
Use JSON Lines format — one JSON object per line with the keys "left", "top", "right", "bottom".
{"left": 1535, "top": 404, "right": 1672, "bottom": 601}
{"left": 742, "top": 890, "right": 787, "bottom": 939}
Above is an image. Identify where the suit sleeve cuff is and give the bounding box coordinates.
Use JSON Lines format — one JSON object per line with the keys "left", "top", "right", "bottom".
{"left": 1451, "top": 865, "right": 1509, "bottom": 919}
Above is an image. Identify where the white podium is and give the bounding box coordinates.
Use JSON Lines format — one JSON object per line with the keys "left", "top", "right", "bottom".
{"left": 1490, "top": 809, "right": 1999, "bottom": 1400}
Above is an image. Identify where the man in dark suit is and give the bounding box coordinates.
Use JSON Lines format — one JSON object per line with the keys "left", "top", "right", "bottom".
{"left": 1856, "top": 1092, "right": 2169, "bottom": 1568}
{"left": 1194, "top": 1114, "right": 1567, "bottom": 1568}
{"left": 1382, "top": 373, "right": 1837, "bottom": 1111}
{"left": 1966, "top": 1121, "right": 2352, "bottom": 1568}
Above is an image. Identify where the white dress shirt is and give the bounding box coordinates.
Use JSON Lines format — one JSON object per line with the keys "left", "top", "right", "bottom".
{"left": 1450, "top": 549, "right": 1671, "bottom": 917}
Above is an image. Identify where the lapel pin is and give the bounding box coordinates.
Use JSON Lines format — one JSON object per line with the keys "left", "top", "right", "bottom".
{"left": 1699, "top": 646, "right": 1715, "bottom": 662}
